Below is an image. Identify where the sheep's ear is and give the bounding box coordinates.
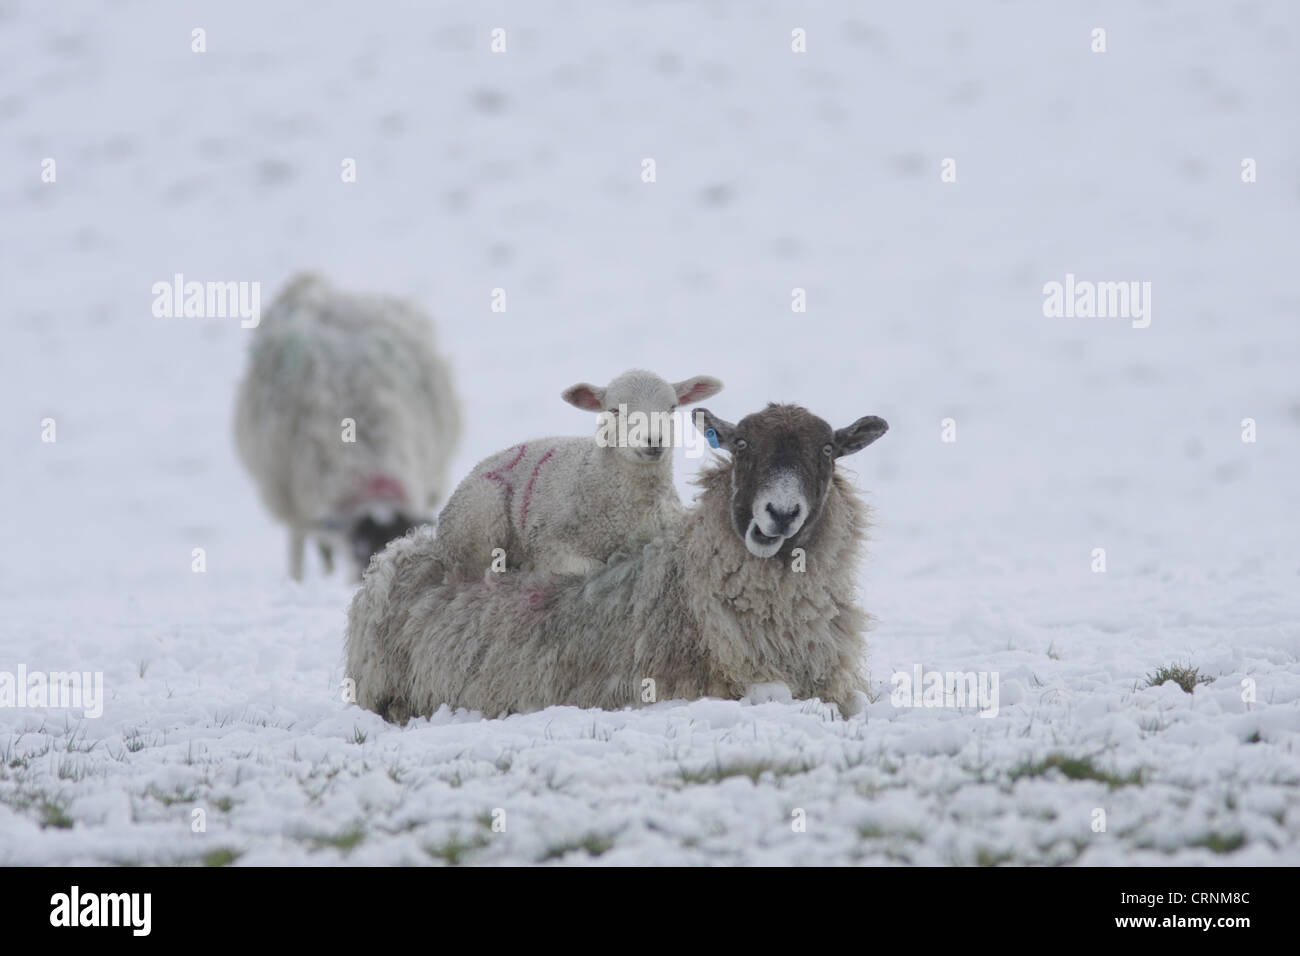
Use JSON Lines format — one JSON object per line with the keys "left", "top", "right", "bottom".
{"left": 562, "top": 383, "right": 607, "bottom": 411}
{"left": 672, "top": 375, "right": 724, "bottom": 406}
{"left": 693, "top": 408, "right": 738, "bottom": 452}
{"left": 832, "top": 416, "right": 888, "bottom": 458}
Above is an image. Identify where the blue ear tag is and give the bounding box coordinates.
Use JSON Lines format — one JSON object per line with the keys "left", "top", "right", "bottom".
{"left": 705, "top": 428, "right": 719, "bottom": 448}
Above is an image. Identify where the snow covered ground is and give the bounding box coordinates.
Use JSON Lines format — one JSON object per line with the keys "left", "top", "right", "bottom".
{"left": 1, "top": 0, "right": 1297, "bottom": 865}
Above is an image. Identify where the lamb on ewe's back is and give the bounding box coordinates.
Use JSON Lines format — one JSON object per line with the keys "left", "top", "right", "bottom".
{"left": 345, "top": 403, "right": 888, "bottom": 721}
{"left": 233, "top": 272, "right": 462, "bottom": 581}
{"left": 433, "top": 368, "right": 722, "bottom": 581}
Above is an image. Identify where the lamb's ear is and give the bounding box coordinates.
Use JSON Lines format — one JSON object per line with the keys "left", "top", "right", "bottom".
{"left": 672, "top": 375, "right": 724, "bottom": 406}
{"left": 562, "top": 383, "right": 607, "bottom": 411}
{"left": 693, "top": 408, "right": 738, "bottom": 452}
{"left": 832, "top": 416, "right": 888, "bottom": 458}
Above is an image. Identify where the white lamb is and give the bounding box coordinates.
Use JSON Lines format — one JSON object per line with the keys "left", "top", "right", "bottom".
{"left": 232, "top": 272, "right": 462, "bottom": 580}
{"left": 344, "top": 403, "right": 890, "bottom": 720}
{"left": 432, "top": 369, "right": 722, "bottom": 581}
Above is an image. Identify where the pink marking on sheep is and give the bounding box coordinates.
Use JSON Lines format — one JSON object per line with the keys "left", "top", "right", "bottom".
{"left": 337, "top": 473, "right": 409, "bottom": 512}
{"left": 519, "top": 448, "right": 556, "bottom": 530}
{"left": 483, "top": 444, "right": 527, "bottom": 485}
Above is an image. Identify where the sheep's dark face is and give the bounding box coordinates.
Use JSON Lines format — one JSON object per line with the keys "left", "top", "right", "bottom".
{"left": 695, "top": 404, "right": 888, "bottom": 558}
{"left": 348, "top": 512, "right": 423, "bottom": 579}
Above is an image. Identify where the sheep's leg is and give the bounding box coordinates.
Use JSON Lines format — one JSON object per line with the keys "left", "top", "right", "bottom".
{"left": 289, "top": 528, "right": 305, "bottom": 581}
{"left": 318, "top": 542, "right": 335, "bottom": 574}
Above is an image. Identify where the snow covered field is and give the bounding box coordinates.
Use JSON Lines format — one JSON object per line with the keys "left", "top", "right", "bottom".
{"left": 2, "top": 0, "right": 1297, "bottom": 865}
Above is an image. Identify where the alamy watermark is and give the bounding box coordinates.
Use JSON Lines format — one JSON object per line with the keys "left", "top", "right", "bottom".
{"left": 0, "top": 666, "right": 104, "bottom": 718}
{"left": 151, "top": 273, "right": 261, "bottom": 327}
{"left": 50, "top": 886, "right": 150, "bottom": 935}
{"left": 595, "top": 407, "right": 712, "bottom": 458}
{"left": 1042, "top": 273, "right": 1151, "bottom": 328}
{"left": 891, "top": 664, "right": 999, "bottom": 717}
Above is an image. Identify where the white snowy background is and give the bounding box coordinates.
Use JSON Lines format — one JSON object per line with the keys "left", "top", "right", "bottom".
{"left": 1, "top": 0, "right": 1297, "bottom": 865}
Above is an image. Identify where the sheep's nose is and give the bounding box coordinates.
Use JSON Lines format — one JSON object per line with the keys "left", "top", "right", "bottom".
{"left": 765, "top": 501, "right": 801, "bottom": 535}
{"left": 644, "top": 445, "right": 665, "bottom": 457}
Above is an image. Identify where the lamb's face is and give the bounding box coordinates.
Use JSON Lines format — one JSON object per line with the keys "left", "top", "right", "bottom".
{"left": 599, "top": 372, "right": 680, "bottom": 464}
{"left": 563, "top": 369, "right": 724, "bottom": 466}
{"left": 695, "top": 404, "right": 889, "bottom": 558}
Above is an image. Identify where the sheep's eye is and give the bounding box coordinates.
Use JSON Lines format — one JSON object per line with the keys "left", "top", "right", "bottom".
{"left": 734, "top": 438, "right": 747, "bottom": 451}
{"left": 822, "top": 443, "right": 834, "bottom": 457}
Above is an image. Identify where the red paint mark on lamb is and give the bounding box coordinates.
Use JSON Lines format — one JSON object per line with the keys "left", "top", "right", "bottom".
{"left": 519, "top": 448, "right": 555, "bottom": 530}
{"left": 483, "top": 444, "right": 528, "bottom": 485}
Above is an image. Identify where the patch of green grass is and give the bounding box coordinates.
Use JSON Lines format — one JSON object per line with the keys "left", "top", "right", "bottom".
{"left": 143, "top": 785, "right": 199, "bottom": 806}
{"left": 201, "top": 847, "right": 242, "bottom": 867}
{"left": 1144, "top": 664, "right": 1212, "bottom": 694}
{"left": 858, "top": 824, "right": 925, "bottom": 842}
{"left": 1, "top": 787, "right": 75, "bottom": 829}
{"left": 39, "top": 796, "right": 74, "bottom": 830}
{"left": 424, "top": 832, "right": 489, "bottom": 865}
{"left": 539, "top": 833, "right": 615, "bottom": 862}
{"left": 975, "top": 847, "right": 1015, "bottom": 866}
{"left": 306, "top": 823, "right": 366, "bottom": 855}
{"left": 63, "top": 727, "right": 97, "bottom": 753}
{"left": 1010, "top": 753, "right": 1142, "bottom": 789}
{"left": 678, "top": 757, "right": 815, "bottom": 786}
{"left": 1190, "top": 832, "right": 1245, "bottom": 854}
{"left": 212, "top": 795, "right": 236, "bottom": 813}
{"left": 56, "top": 758, "right": 86, "bottom": 781}
{"left": 351, "top": 727, "right": 367, "bottom": 744}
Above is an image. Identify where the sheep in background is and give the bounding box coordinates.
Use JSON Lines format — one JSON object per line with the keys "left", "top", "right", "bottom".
{"left": 432, "top": 369, "right": 722, "bottom": 581}
{"left": 233, "top": 272, "right": 462, "bottom": 580}
{"left": 344, "top": 403, "right": 889, "bottom": 721}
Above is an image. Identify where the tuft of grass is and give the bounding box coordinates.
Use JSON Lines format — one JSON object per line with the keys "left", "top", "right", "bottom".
{"left": 540, "top": 833, "right": 615, "bottom": 862}
{"left": 1144, "top": 664, "right": 1212, "bottom": 694}
{"left": 143, "top": 785, "right": 199, "bottom": 806}
{"left": 63, "top": 727, "right": 97, "bottom": 753}
{"left": 39, "top": 796, "right": 74, "bottom": 830}
{"left": 975, "top": 847, "right": 1015, "bottom": 867}
{"left": 351, "top": 727, "right": 367, "bottom": 744}
{"left": 1010, "top": 753, "right": 1142, "bottom": 789}
{"left": 306, "top": 823, "right": 366, "bottom": 855}
{"left": 424, "top": 832, "right": 489, "bottom": 865}
{"left": 678, "top": 757, "right": 815, "bottom": 786}
{"left": 1190, "top": 832, "right": 1245, "bottom": 854}
{"left": 858, "top": 824, "right": 925, "bottom": 843}
{"left": 201, "top": 847, "right": 242, "bottom": 867}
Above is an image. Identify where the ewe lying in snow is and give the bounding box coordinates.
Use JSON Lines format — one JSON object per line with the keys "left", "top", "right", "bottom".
{"left": 233, "top": 272, "right": 462, "bottom": 581}
{"left": 345, "top": 403, "right": 889, "bottom": 721}
{"left": 432, "top": 369, "right": 722, "bottom": 581}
